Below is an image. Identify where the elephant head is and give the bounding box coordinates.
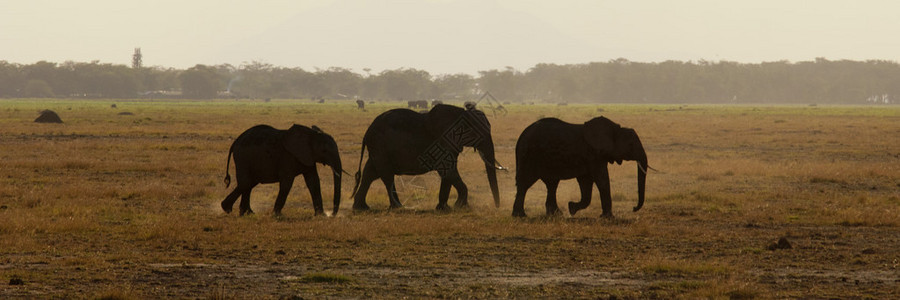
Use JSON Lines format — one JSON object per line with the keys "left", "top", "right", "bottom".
{"left": 424, "top": 105, "right": 501, "bottom": 207}
{"left": 583, "top": 117, "right": 648, "bottom": 212}
{"left": 284, "top": 125, "right": 343, "bottom": 215}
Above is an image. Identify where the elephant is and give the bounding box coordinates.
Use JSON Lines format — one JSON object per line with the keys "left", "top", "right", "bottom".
{"left": 511, "top": 117, "right": 650, "bottom": 218}
{"left": 356, "top": 99, "right": 365, "bottom": 110}
{"left": 350, "top": 104, "right": 502, "bottom": 211}
{"left": 222, "top": 124, "right": 343, "bottom": 216}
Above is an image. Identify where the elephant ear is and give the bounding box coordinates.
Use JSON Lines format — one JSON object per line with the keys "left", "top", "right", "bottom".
{"left": 425, "top": 105, "right": 463, "bottom": 138}
{"left": 284, "top": 124, "right": 316, "bottom": 167}
{"left": 583, "top": 117, "right": 622, "bottom": 164}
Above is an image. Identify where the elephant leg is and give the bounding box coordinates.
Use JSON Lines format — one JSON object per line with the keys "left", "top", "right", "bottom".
{"left": 303, "top": 170, "right": 325, "bottom": 215}
{"left": 440, "top": 169, "right": 468, "bottom": 209}
{"left": 353, "top": 160, "right": 378, "bottom": 211}
{"left": 221, "top": 187, "right": 243, "bottom": 213}
{"left": 380, "top": 175, "right": 403, "bottom": 209}
{"left": 451, "top": 177, "right": 469, "bottom": 209}
{"left": 512, "top": 176, "right": 537, "bottom": 217}
{"left": 238, "top": 183, "right": 258, "bottom": 216}
{"left": 436, "top": 178, "right": 452, "bottom": 211}
{"left": 542, "top": 178, "right": 561, "bottom": 216}
{"left": 594, "top": 165, "right": 613, "bottom": 218}
{"left": 569, "top": 174, "right": 594, "bottom": 216}
{"left": 272, "top": 177, "right": 295, "bottom": 216}
{"left": 371, "top": 158, "right": 403, "bottom": 209}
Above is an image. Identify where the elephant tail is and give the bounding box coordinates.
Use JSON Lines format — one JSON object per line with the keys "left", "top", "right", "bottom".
{"left": 349, "top": 140, "right": 366, "bottom": 198}
{"left": 224, "top": 143, "right": 234, "bottom": 188}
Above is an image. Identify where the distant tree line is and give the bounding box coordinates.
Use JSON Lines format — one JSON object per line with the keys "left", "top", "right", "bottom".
{"left": 1, "top": 58, "right": 898, "bottom": 104}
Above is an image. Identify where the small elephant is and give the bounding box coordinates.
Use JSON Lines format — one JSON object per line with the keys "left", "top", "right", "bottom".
{"left": 512, "top": 117, "right": 649, "bottom": 218}
{"left": 222, "top": 124, "right": 343, "bottom": 216}
{"left": 350, "top": 104, "right": 502, "bottom": 211}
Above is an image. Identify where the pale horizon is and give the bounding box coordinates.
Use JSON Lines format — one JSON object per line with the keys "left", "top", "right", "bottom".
{"left": 3, "top": 0, "right": 900, "bottom": 75}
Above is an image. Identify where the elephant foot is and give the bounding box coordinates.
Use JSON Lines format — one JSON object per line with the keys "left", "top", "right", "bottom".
{"left": 221, "top": 201, "right": 233, "bottom": 213}
{"left": 389, "top": 201, "right": 404, "bottom": 209}
{"left": 436, "top": 203, "right": 452, "bottom": 211}
{"left": 313, "top": 209, "right": 325, "bottom": 216}
{"left": 239, "top": 209, "right": 255, "bottom": 216}
{"left": 512, "top": 210, "right": 527, "bottom": 218}
{"left": 546, "top": 204, "right": 561, "bottom": 216}
{"left": 568, "top": 202, "right": 582, "bottom": 216}
{"left": 600, "top": 211, "right": 614, "bottom": 219}
{"left": 352, "top": 202, "right": 371, "bottom": 211}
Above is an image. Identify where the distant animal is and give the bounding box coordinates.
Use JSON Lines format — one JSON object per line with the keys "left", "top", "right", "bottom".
{"left": 110, "top": 104, "right": 117, "bottom": 109}
{"left": 431, "top": 100, "right": 443, "bottom": 107}
{"left": 34, "top": 110, "right": 63, "bottom": 123}
{"left": 407, "top": 100, "right": 428, "bottom": 109}
{"left": 356, "top": 99, "right": 365, "bottom": 110}
{"left": 351, "top": 104, "right": 501, "bottom": 211}
{"left": 222, "top": 124, "right": 344, "bottom": 216}
{"left": 512, "top": 117, "right": 650, "bottom": 218}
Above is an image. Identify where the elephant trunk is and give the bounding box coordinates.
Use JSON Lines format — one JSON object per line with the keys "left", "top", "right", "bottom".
{"left": 478, "top": 141, "right": 501, "bottom": 208}
{"left": 634, "top": 157, "right": 647, "bottom": 212}
{"left": 487, "top": 164, "right": 500, "bottom": 208}
{"left": 331, "top": 163, "right": 342, "bottom": 216}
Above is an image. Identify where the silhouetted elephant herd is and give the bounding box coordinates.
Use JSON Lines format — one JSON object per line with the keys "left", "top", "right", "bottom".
{"left": 222, "top": 104, "right": 651, "bottom": 218}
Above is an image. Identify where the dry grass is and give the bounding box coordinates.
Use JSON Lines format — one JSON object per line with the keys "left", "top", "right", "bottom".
{"left": 1, "top": 99, "right": 898, "bottom": 298}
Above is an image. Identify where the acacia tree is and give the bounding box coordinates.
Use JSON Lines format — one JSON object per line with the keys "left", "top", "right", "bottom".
{"left": 477, "top": 67, "right": 523, "bottom": 102}
{"left": 433, "top": 73, "right": 476, "bottom": 100}
{"left": 179, "top": 64, "right": 223, "bottom": 99}
{"left": 374, "top": 68, "right": 433, "bottom": 100}
{"left": 0, "top": 61, "right": 23, "bottom": 97}
{"left": 318, "top": 67, "right": 361, "bottom": 99}
{"left": 22, "top": 80, "right": 54, "bottom": 98}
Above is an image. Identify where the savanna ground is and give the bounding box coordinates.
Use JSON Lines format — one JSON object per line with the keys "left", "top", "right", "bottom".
{"left": 0, "top": 99, "right": 898, "bottom": 299}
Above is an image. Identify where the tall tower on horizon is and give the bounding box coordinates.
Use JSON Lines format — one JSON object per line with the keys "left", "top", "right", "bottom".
{"left": 132, "top": 48, "right": 142, "bottom": 69}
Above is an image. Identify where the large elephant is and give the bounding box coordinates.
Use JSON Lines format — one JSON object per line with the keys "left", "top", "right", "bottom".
{"left": 512, "top": 117, "right": 649, "bottom": 218}
{"left": 351, "top": 104, "right": 501, "bottom": 211}
{"left": 222, "top": 124, "right": 343, "bottom": 216}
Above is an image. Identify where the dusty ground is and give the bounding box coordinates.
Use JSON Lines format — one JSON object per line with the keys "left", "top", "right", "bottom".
{"left": 0, "top": 100, "right": 898, "bottom": 299}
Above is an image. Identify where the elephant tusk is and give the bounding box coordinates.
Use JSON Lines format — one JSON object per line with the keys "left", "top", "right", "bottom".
{"left": 494, "top": 160, "right": 509, "bottom": 172}
{"left": 640, "top": 164, "right": 664, "bottom": 174}
{"left": 637, "top": 163, "right": 649, "bottom": 175}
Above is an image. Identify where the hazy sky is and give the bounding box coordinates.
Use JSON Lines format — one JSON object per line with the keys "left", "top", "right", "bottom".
{"left": 2, "top": 0, "right": 899, "bottom": 74}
